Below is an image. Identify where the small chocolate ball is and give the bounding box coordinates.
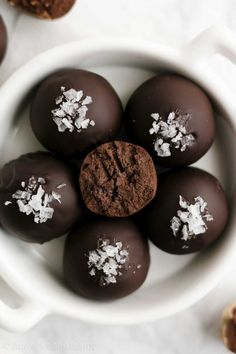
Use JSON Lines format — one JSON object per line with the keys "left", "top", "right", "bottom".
{"left": 30, "top": 69, "right": 123, "bottom": 157}
{"left": 8, "top": 0, "right": 76, "bottom": 19}
{"left": 64, "top": 217, "right": 150, "bottom": 300}
{"left": 125, "top": 74, "right": 216, "bottom": 167}
{"left": 0, "top": 152, "right": 82, "bottom": 243}
{"left": 0, "top": 15, "right": 7, "bottom": 64}
{"left": 143, "top": 167, "right": 228, "bottom": 254}
{"left": 79, "top": 141, "right": 157, "bottom": 217}
{"left": 221, "top": 303, "right": 236, "bottom": 353}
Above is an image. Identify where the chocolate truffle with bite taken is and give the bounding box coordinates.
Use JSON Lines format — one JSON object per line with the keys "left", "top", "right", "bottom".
{"left": 143, "top": 167, "right": 228, "bottom": 254}
{"left": 79, "top": 141, "right": 158, "bottom": 217}
{"left": 30, "top": 69, "right": 123, "bottom": 157}
{"left": 0, "top": 152, "right": 82, "bottom": 243}
{"left": 64, "top": 217, "right": 150, "bottom": 300}
{"left": 125, "top": 74, "right": 215, "bottom": 167}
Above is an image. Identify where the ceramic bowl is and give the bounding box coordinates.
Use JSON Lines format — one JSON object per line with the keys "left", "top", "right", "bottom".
{"left": 0, "top": 26, "right": 235, "bottom": 332}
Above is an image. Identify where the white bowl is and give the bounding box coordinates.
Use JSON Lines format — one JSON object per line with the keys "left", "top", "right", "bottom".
{"left": 0, "top": 26, "right": 236, "bottom": 332}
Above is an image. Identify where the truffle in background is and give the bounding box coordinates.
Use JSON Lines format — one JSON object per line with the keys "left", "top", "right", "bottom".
{"left": 30, "top": 69, "right": 123, "bottom": 157}
{"left": 221, "top": 302, "right": 236, "bottom": 353}
{"left": 0, "top": 15, "right": 7, "bottom": 64}
{"left": 64, "top": 217, "right": 150, "bottom": 300}
{"left": 0, "top": 152, "right": 82, "bottom": 243}
{"left": 143, "top": 167, "right": 228, "bottom": 254}
{"left": 79, "top": 141, "right": 158, "bottom": 217}
{"left": 8, "top": 0, "right": 76, "bottom": 19}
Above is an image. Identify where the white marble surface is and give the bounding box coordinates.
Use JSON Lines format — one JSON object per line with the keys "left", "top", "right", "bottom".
{"left": 1, "top": 0, "right": 236, "bottom": 352}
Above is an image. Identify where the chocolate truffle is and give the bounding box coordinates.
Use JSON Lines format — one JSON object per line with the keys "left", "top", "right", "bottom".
{"left": 64, "top": 217, "right": 150, "bottom": 300}
{"left": 143, "top": 167, "right": 228, "bottom": 254}
{"left": 30, "top": 69, "right": 123, "bottom": 157}
{"left": 125, "top": 74, "right": 216, "bottom": 167}
{"left": 0, "top": 152, "right": 82, "bottom": 243}
{"left": 8, "top": 0, "right": 76, "bottom": 19}
{"left": 79, "top": 141, "right": 157, "bottom": 217}
{"left": 221, "top": 303, "right": 236, "bottom": 353}
{"left": 0, "top": 15, "right": 7, "bottom": 64}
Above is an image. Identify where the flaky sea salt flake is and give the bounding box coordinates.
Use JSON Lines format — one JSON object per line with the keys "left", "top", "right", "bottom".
{"left": 170, "top": 195, "right": 213, "bottom": 241}
{"left": 52, "top": 86, "right": 94, "bottom": 134}
{"left": 57, "top": 184, "right": 67, "bottom": 189}
{"left": 4, "top": 176, "right": 62, "bottom": 224}
{"left": 87, "top": 239, "right": 129, "bottom": 286}
{"left": 150, "top": 111, "right": 196, "bottom": 157}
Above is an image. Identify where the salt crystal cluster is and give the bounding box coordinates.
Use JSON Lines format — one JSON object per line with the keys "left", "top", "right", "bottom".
{"left": 149, "top": 111, "right": 195, "bottom": 157}
{"left": 170, "top": 195, "right": 213, "bottom": 241}
{"left": 5, "top": 176, "right": 62, "bottom": 224}
{"left": 52, "top": 86, "right": 95, "bottom": 133}
{"left": 87, "top": 239, "right": 129, "bottom": 286}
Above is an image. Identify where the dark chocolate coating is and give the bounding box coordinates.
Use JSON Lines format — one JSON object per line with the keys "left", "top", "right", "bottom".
{"left": 0, "top": 15, "right": 7, "bottom": 64}
{"left": 64, "top": 217, "right": 150, "bottom": 300}
{"left": 0, "top": 152, "right": 82, "bottom": 243}
{"left": 30, "top": 69, "right": 123, "bottom": 157}
{"left": 8, "top": 0, "right": 76, "bottom": 19}
{"left": 79, "top": 141, "right": 157, "bottom": 217}
{"left": 125, "top": 74, "right": 216, "bottom": 167}
{"left": 143, "top": 167, "right": 228, "bottom": 254}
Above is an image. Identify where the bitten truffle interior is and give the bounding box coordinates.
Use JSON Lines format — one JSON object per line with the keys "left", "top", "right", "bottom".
{"left": 79, "top": 141, "right": 157, "bottom": 217}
